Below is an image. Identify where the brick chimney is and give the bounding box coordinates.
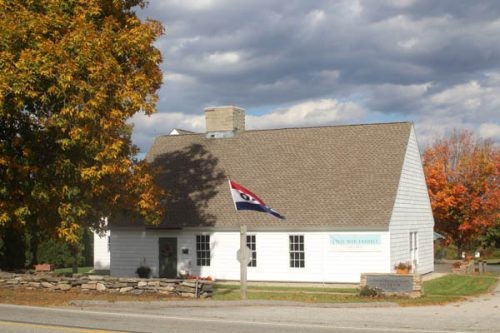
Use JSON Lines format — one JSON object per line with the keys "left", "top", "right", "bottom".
{"left": 204, "top": 105, "right": 245, "bottom": 138}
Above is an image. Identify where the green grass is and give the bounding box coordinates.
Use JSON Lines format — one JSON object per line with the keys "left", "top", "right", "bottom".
{"left": 214, "top": 283, "right": 357, "bottom": 294}
{"left": 215, "top": 291, "right": 367, "bottom": 303}
{"left": 423, "top": 275, "right": 497, "bottom": 296}
{"left": 484, "top": 259, "right": 500, "bottom": 265}
{"left": 53, "top": 266, "right": 93, "bottom": 274}
{"left": 213, "top": 283, "right": 361, "bottom": 303}
{"left": 212, "top": 275, "right": 498, "bottom": 306}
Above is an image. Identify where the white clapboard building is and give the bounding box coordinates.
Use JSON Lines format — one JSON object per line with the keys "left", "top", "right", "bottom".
{"left": 94, "top": 106, "right": 434, "bottom": 283}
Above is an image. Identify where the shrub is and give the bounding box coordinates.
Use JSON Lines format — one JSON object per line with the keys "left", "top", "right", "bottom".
{"left": 435, "top": 247, "right": 445, "bottom": 260}
{"left": 136, "top": 265, "right": 152, "bottom": 278}
{"left": 359, "top": 286, "right": 383, "bottom": 297}
{"left": 434, "top": 243, "right": 459, "bottom": 259}
{"left": 37, "top": 238, "right": 75, "bottom": 269}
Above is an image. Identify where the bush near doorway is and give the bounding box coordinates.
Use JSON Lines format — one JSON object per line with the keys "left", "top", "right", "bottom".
{"left": 135, "top": 266, "right": 152, "bottom": 278}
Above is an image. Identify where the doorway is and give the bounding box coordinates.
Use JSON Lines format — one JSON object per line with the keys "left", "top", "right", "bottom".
{"left": 158, "top": 237, "right": 177, "bottom": 278}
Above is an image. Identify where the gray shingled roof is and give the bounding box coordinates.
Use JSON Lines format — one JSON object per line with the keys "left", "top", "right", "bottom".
{"left": 142, "top": 122, "right": 411, "bottom": 231}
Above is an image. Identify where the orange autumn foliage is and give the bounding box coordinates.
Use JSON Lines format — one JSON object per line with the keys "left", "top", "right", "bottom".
{"left": 0, "top": 0, "right": 166, "bottom": 243}
{"left": 423, "top": 130, "right": 499, "bottom": 254}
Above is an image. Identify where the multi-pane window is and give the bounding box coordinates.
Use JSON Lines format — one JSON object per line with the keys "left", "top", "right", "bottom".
{"left": 289, "top": 235, "right": 304, "bottom": 268}
{"left": 246, "top": 235, "right": 257, "bottom": 267}
{"left": 196, "top": 235, "right": 210, "bottom": 266}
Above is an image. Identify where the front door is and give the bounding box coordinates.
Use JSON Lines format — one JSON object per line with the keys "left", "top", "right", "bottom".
{"left": 159, "top": 237, "right": 177, "bottom": 278}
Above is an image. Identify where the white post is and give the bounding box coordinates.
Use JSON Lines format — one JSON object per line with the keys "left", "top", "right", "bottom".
{"left": 240, "top": 224, "right": 248, "bottom": 300}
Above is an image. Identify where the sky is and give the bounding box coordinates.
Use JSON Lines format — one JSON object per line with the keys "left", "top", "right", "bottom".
{"left": 131, "top": 0, "right": 500, "bottom": 156}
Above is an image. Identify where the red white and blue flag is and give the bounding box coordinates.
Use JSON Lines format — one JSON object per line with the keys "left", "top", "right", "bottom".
{"left": 229, "top": 180, "right": 285, "bottom": 219}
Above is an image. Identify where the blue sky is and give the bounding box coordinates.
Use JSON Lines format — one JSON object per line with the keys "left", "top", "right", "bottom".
{"left": 131, "top": 0, "right": 500, "bottom": 156}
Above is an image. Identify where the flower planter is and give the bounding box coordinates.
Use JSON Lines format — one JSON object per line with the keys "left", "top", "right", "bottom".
{"left": 396, "top": 268, "right": 410, "bottom": 275}
{"left": 34, "top": 264, "right": 53, "bottom": 272}
{"left": 394, "top": 261, "right": 412, "bottom": 274}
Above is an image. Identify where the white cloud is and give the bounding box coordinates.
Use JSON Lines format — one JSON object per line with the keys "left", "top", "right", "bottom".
{"left": 430, "top": 81, "right": 482, "bottom": 105}
{"left": 306, "top": 9, "right": 326, "bottom": 27}
{"left": 165, "top": 72, "right": 196, "bottom": 84}
{"left": 206, "top": 51, "right": 241, "bottom": 65}
{"left": 342, "top": 0, "right": 363, "bottom": 17}
{"left": 168, "top": 36, "right": 200, "bottom": 54}
{"left": 479, "top": 122, "right": 500, "bottom": 140}
{"left": 398, "top": 38, "right": 418, "bottom": 50}
{"left": 247, "top": 99, "right": 366, "bottom": 130}
{"left": 425, "top": 78, "right": 500, "bottom": 123}
{"left": 163, "top": 0, "right": 218, "bottom": 11}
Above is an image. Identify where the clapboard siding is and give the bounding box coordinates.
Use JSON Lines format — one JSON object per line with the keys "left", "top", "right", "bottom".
{"left": 110, "top": 230, "right": 390, "bottom": 283}
{"left": 389, "top": 126, "right": 434, "bottom": 274}
{"left": 110, "top": 229, "right": 158, "bottom": 277}
{"left": 93, "top": 230, "right": 110, "bottom": 270}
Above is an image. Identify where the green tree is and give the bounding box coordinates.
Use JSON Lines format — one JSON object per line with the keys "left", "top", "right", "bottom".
{"left": 0, "top": 0, "right": 166, "bottom": 257}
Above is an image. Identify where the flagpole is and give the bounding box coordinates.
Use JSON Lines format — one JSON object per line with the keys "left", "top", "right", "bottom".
{"left": 228, "top": 178, "right": 248, "bottom": 300}
{"left": 228, "top": 179, "right": 284, "bottom": 300}
{"left": 239, "top": 224, "right": 248, "bottom": 300}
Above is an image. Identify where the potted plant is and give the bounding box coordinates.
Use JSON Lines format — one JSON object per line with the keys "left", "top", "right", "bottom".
{"left": 135, "top": 265, "right": 152, "bottom": 278}
{"left": 394, "top": 262, "right": 412, "bottom": 274}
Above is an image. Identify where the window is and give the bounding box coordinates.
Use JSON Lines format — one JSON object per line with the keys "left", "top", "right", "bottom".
{"left": 196, "top": 235, "right": 210, "bottom": 266}
{"left": 246, "top": 235, "right": 257, "bottom": 267}
{"left": 289, "top": 235, "right": 304, "bottom": 268}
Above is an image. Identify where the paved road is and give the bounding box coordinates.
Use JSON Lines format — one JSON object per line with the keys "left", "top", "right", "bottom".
{"left": 0, "top": 282, "right": 498, "bottom": 333}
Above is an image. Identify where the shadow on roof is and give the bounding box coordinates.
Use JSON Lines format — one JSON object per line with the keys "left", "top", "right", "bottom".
{"left": 152, "top": 143, "right": 226, "bottom": 228}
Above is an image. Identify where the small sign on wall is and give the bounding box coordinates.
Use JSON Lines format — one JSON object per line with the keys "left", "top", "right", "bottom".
{"left": 329, "top": 234, "right": 381, "bottom": 251}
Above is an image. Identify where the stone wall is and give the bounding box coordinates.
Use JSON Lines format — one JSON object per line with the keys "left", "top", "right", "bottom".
{"left": 0, "top": 272, "right": 213, "bottom": 298}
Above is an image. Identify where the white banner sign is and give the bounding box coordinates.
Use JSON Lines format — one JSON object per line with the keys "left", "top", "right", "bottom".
{"left": 329, "top": 234, "right": 381, "bottom": 251}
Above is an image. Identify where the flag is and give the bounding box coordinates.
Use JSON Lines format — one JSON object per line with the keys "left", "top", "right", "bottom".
{"left": 228, "top": 180, "right": 285, "bottom": 219}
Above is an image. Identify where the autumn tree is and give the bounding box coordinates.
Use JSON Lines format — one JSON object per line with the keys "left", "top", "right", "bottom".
{"left": 0, "top": 0, "right": 166, "bottom": 266}
{"left": 423, "top": 130, "right": 499, "bottom": 257}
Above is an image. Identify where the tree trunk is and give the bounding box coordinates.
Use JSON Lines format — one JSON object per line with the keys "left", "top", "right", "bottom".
{"left": 456, "top": 243, "right": 464, "bottom": 260}
{"left": 28, "top": 220, "right": 40, "bottom": 268}
{"left": 71, "top": 245, "right": 78, "bottom": 274}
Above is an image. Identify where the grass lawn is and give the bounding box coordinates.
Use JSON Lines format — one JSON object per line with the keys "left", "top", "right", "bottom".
{"left": 212, "top": 274, "right": 498, "bottom": 305}
{"left": 423, "top": 275, "right": 497, "bottom": 296}
{"left": 53, "top": 266, "right": 94, "bottom": 274}
{"left": 214, "top": 284, "right": 357, "bottom": 294}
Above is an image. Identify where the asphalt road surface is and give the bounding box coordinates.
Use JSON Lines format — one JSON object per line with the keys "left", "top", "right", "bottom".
{"left": 0, "top": 283, "right": 498, "bottom": 333}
